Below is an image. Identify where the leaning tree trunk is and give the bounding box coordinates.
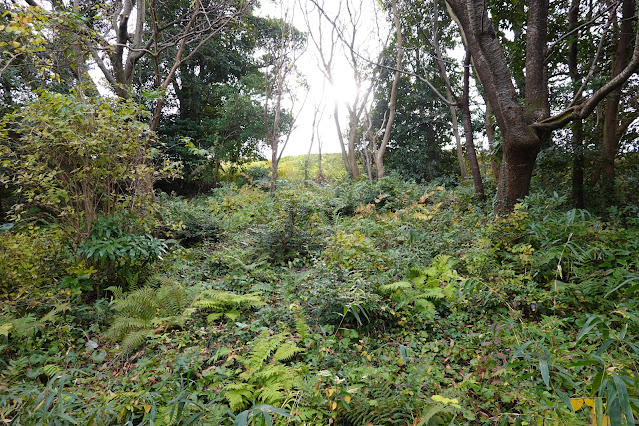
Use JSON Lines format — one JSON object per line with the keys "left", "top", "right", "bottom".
{"left": 460, "top": 50, "right": 485, "bottom": 200}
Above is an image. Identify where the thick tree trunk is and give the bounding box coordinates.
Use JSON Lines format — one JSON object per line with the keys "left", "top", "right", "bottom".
{"left": 602, "top": 0, "right": 636, "bottom": 195}
{"left": 446, "top": 0, "right": 546, "bottom": 214}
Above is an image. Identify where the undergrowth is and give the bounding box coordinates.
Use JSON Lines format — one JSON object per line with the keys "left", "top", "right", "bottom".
{"left": 1, "top": 177, "right": 637, "bottom": 425}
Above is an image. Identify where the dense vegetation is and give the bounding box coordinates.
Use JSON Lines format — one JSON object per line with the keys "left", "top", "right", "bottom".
{"left": 1, "top": 153, "right": 638, "bottom": 424}
{"left": 1, "top": 0, "right": 639, "bottom": 424}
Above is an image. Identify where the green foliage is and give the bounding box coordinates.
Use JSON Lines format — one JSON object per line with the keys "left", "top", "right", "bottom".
{"left": 157, "top": 195, "right": 221, "bottom": 247}
{"left": 323, "top": 230, "right": 386, "bottom": 272}
{"left": 225, "top": 329, "right": 304, "bottom": 412}
{"left": 3, "top": 172, "right": 639, "bottom": 425}
{"left": 0, "top": 225, "right": 73, "bottom": 311}
{"left": 1, "top": 91, "right": 180, "bottom": 237}
{"left": 291, "top": 265, "right": 388, "bottom": 327}
{"left": 381, "top": 255, "right": 461, "bottom": 320}
{"left": 78, "top": 213, "right": 169, "bottom": 288}
{"left": 193, "top": 290, "right": 265, "bottom": 323}
{"left": 107, "top": 277, "right": 197, "bottom": 352}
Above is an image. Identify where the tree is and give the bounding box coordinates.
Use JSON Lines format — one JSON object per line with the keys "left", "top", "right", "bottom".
{"left": 305, "top": 0, "right": 385, "bottom": 179}
{"left": 261, "top": 10, "right": 306, "bottom": 194}
{"left": 135, "top": 12, "right": 271, "bottom": 191}
{"left": 444, "top": 0, "right": 639, "bottom": 213}
{"left": 0, "top": 91, "right": 179, "bottom": 240}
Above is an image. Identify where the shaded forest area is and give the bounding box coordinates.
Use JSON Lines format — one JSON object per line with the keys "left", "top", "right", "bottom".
{"left": 1, "top": 0, "right": 639, "bottom": 424}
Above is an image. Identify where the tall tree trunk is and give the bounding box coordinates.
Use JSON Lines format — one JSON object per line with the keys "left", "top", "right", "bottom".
{"left": 460, "top": 50, "right": 485, "bottom": 200}
{"left": 333, "top": 104, "right": 352, "bottom": 176}
{"left": 446, "top": 0, "right": 547, "bottom": 214}
{"left": 432, "top": 0, "right": 467, "bottom": 180}
{"left": 374, "top": 0, "right": 403, "bottom": 179}
{"left": 568, "top": 0, "right": 584, "bottom": 208}
{"left": 602, "top": 0, "right": 636, "bottom": 196}
{"left": 485, "top": 103, "right": 500, "bottom": 183}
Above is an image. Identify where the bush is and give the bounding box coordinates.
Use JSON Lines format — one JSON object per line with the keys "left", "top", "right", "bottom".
{"left": 0, "top": 225, "right": 73, "bottom": 313}
{"left": 0, "top": 91, "right": 180, "bottom": 240}
{"left": 77, "top": 214, "right": 169, "bottom": 288}
{"left": 157, "top": 196, "right": 221, "bottom": 247}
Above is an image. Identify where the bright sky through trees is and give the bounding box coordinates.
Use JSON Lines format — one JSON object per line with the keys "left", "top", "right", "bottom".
{"left": 257, "top": 0, "right": 388, "bottom": 156}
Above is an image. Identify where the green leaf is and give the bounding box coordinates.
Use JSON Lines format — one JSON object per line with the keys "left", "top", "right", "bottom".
{"left": 539, "top": 359, "right": 550, "bottom": 388}
{"left": 612, "top": 373, "right": 634, "bottom": 425}
{"left": 576, "top": 315, "right": 603, "bottom": 343}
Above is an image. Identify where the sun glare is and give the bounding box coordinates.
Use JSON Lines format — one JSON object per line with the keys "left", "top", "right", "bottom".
{"left": 326, "top": 78, "right": 360, "bottom": 107}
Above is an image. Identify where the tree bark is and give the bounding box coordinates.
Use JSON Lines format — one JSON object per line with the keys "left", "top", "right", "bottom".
{"left": 374, "top": 0, "right": 403, "bottom": 179}
{"left": 460, "top": 50, "right": 485, "bottom": 200}
{"left": 601, "top": 0, "right": 636, "bottom": 196}
{"left": 568, "top": 0, "right": 584, "bottom": 208}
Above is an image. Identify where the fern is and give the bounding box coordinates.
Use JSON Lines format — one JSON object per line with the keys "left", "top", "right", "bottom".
{"left": 382, "top": 256, "right": 463, "bottom": 320}
{"left": 225, "top": 383, "right": 255, "bottom": 411}
{"left": 289, "top": 303, "right": 310, "bottom": 341}
{"left": 380, "top": 281, "right": 413, "bottom": 292}
{"left": 343, "top": 381, "right": 408, "bottom": 425}
{"left": 273, "top": 342, "right": 304, "bottom": 362}
{"left": 226, "top": 329, "right": 304, "bottom": 414}
{"left": 243, "top": 330, "right": 288, "bottom": 369}
{"left": 107, "top": 276, "right": 198, "bottom": 352}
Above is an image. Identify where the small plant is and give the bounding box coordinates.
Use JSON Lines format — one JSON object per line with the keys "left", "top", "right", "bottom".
{"left": 322, "top": 230, "right": 386, "bottom": 272}
{"left": 224, "top": 329, "right": 304, "bottom": 412}
{"left": 107, "top": 277, "right": 197, "bottom": 352}
{"left": 193, "top": 290, "right": 265, "bottom": 322}
{"left": 381, "top": 255, "right": 461, "bottom": 320}
{"left": 78, "top": 214, "right": 169, "bottom": 288}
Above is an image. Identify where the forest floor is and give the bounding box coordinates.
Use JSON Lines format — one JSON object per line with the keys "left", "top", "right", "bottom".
{"left": 1, "top": 159, "right": 638, "bottom": 425}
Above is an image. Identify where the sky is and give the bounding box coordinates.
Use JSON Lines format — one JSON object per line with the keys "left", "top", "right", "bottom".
{"left": 256, "top": 0, "right": 390, "bottom": 157}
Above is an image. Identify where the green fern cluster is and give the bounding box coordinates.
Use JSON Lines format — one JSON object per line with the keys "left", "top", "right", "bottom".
{"left": 0, "top": 303, "right": 70, "bottom": 340}
{"left": 193, "top": 290, "right": 264, "bottom": 322}
{"left": 381, "top": 255, "right": 461, "bottom": 320}
{"left": 343, "top": 382, "right": 408, "bottom": 425}
{"left": 225, "top": 329, "right": 304, "bottom": 412}
{"left": 107, "top": 277, "right": 197, "bottom": 352}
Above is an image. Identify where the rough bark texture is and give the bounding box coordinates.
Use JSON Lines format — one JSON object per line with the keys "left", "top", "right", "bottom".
{"left": 601, "top": 0, "right": 636, "bottom": 193}
{"left": 446, "top": 0, "right": 542, "bottom": 213}
{"left": 446, "top": 0, "right": 639, "bottom": 213}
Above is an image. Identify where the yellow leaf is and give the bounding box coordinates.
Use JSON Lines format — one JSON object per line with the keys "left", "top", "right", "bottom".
{"left": 331, "top": 402, "right": 337, "bottom": 410}
{"left": 344, "top": 396, "right": 351, "bottom": 404}
{"left": 326, "top": 388, "right": 336, "bottom": 397}
{"left": 143, "top": 404, "right": 152, "bottom": 413}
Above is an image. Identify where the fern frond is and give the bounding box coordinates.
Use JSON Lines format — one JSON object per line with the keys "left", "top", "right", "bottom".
{"left": 420, "top": 287, "right": 445, "bottom": 300}
{"left": 106, "top": 285, "right": 125, "bottom": 300}
{"left": 380, "top": 281, "right": 413, "bottom": 292}
{"left": 273, "top": 342, "right": 304, "bottom": 362}
{"left": 257, "top": 383, "right": 286, "bottom": 405}
{"left": 112, "top": 287, "right": 158, "bottom": 321}
{"left": 225, "top": 384, "right": 255, "bottom": 411}
{"left": 246, "top": 331, "right": 287, "bottom": 369}
{"left": 120, "top": 329, "right": 150, "bottom": 352}
{"left": 10, "top": 314, "right": 39, "bottom": 337}
{"left": 290, "top": 304, "right": 310, "bottom": 341}
{"left": 108, "top": 316, "right": 152, "bottom": 339}
{"left": 40, "top": 303, "right": 71, "bottom": 323}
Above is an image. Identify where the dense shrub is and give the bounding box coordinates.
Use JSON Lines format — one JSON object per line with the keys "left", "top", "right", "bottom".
{"left": 0, "top": 91, "right": 179, "bottom": 239}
